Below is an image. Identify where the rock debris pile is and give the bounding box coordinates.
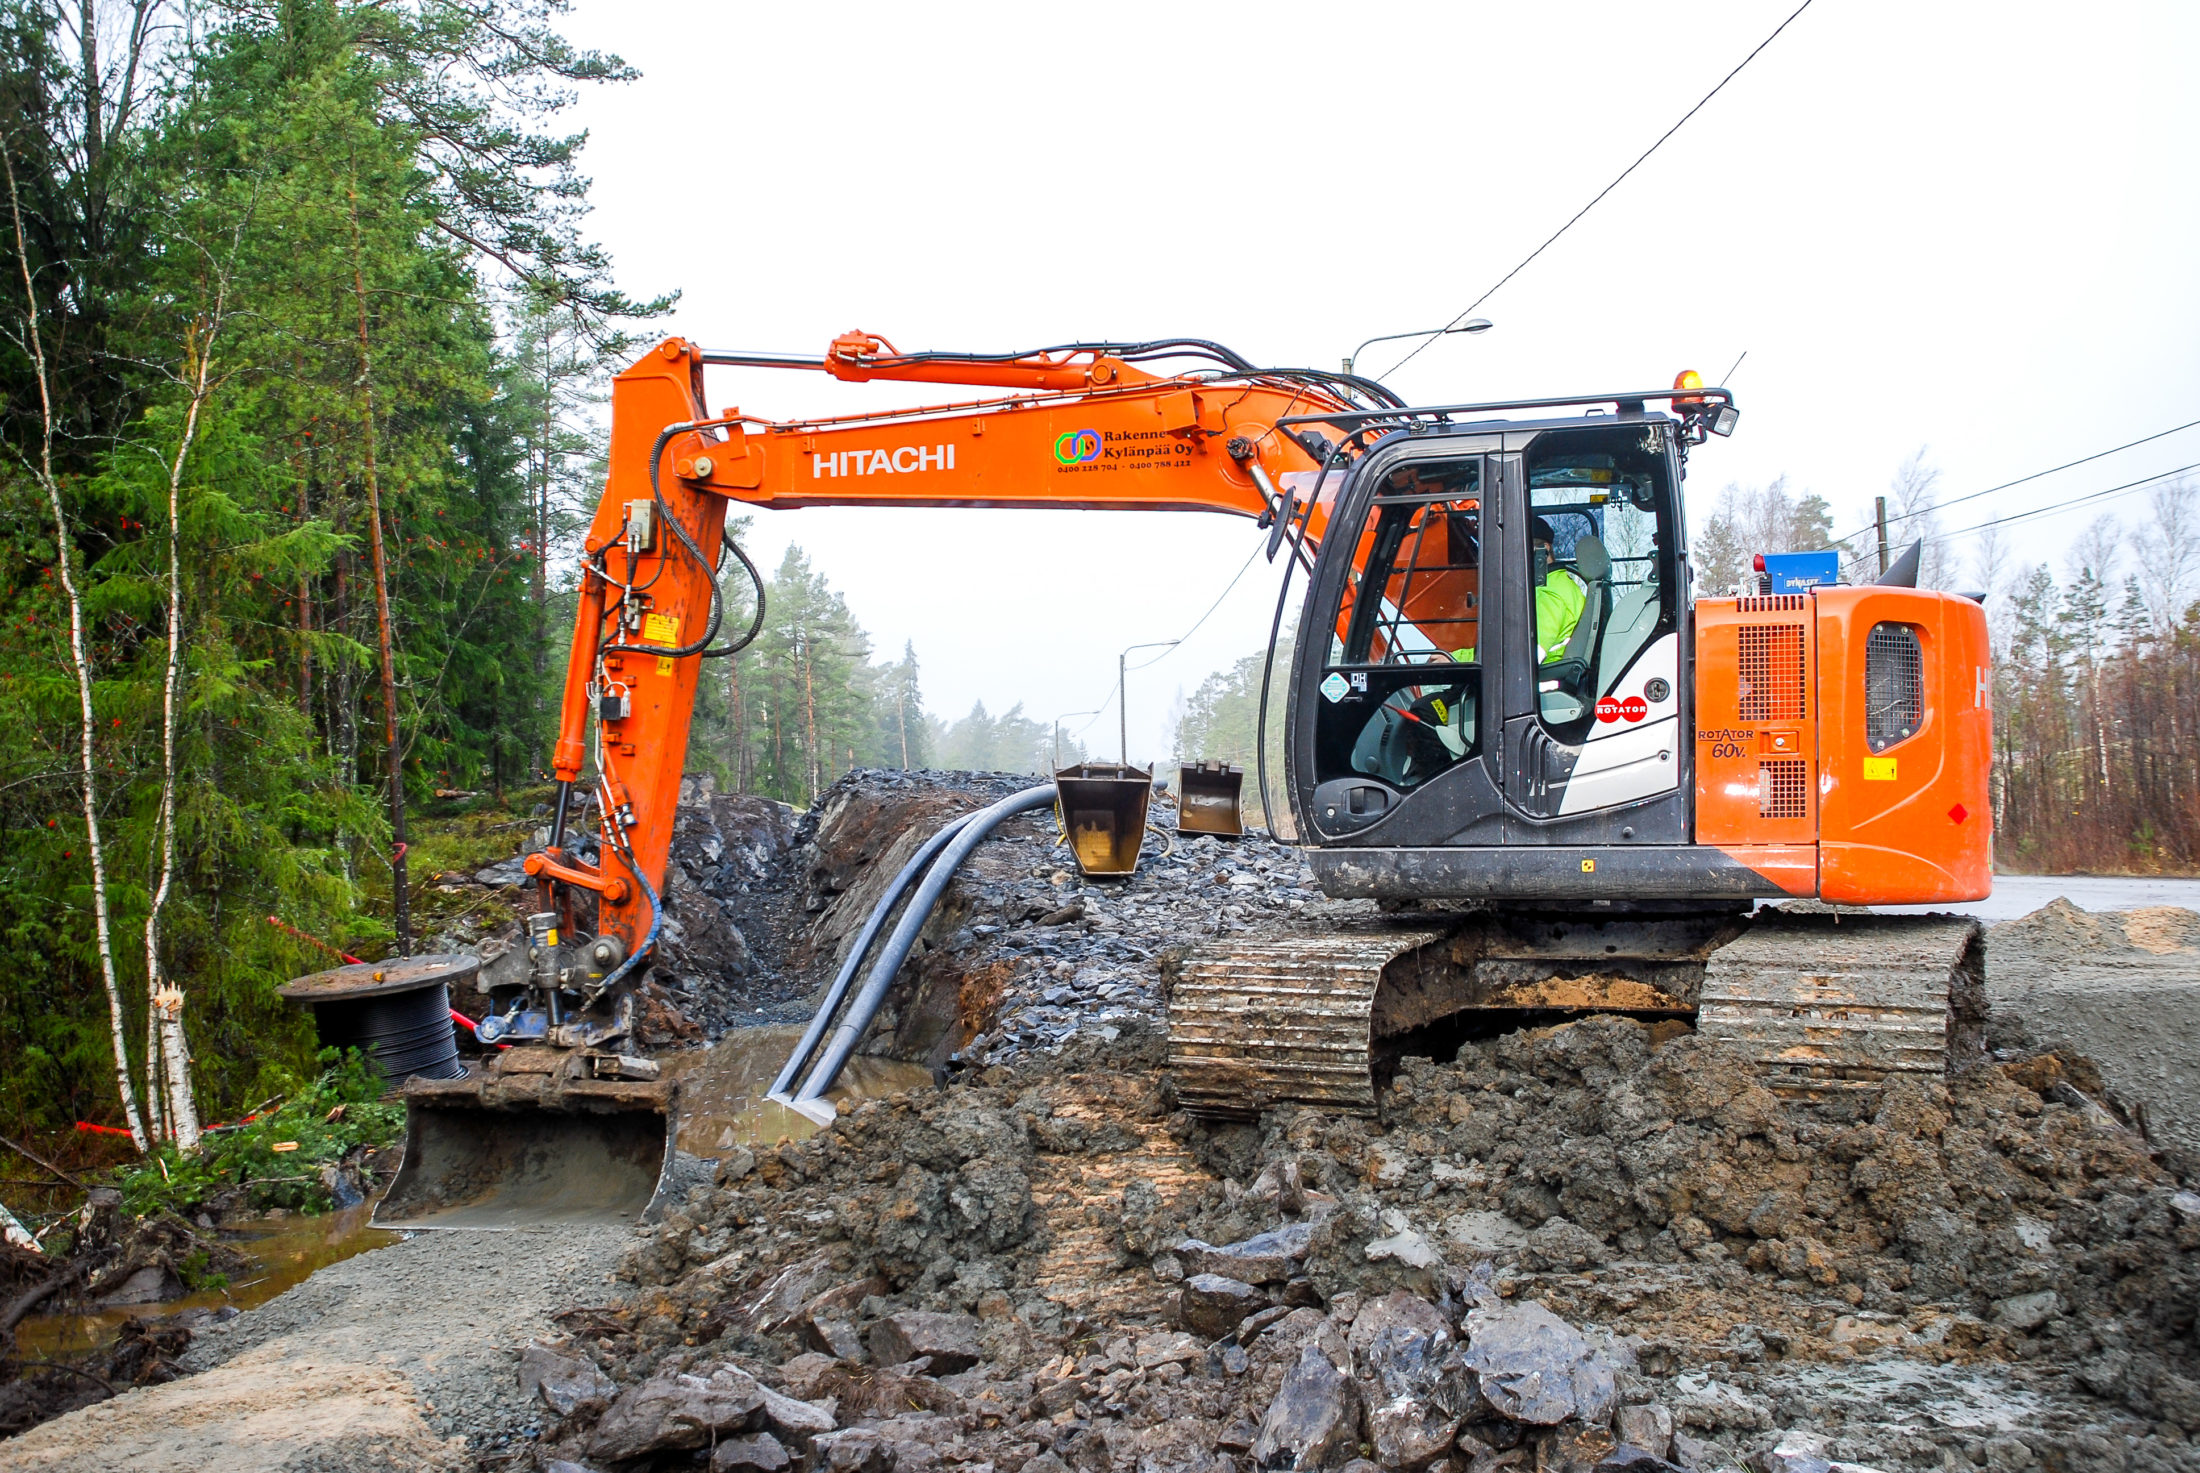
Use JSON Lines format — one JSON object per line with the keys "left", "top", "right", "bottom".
{"left": 523, "top": 998, "right": 2200, "bottom": 1472}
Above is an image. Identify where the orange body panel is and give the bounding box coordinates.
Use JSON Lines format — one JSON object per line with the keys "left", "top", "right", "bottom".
{"left": 1694, "top": 595, "right": 1820, "bottom": 853}
{"left": 1814, "top": 586, "right": 1992, "bottom": 904}
{"left": 1692, "top": 586, "right": 1992, "bottom": 905}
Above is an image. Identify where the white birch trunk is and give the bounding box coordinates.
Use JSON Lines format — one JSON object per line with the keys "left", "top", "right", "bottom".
{"left": 146, "top": 314, "right": 217, "bottom": 1152}
{"left": 4, "top": 151, "right": 146, "bottom": 1151}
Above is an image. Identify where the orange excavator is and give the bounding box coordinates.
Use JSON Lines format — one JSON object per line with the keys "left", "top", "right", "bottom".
{"left": 376, "top": 332, "right": 1991, "bottom": 1224}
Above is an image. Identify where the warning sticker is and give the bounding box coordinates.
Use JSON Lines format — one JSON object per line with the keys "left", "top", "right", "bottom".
{"left": 644, "top": 613, "right": 681, "bottom": 675}
{"left": 1862, "top": 756, "right": 1898, "bottom": 781}
{"left": 1319, "top": 671, "right": 1350, "bottom": 704}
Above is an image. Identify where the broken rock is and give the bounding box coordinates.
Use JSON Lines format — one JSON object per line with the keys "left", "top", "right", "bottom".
{"left": 1175, "top": 1219, "right": 1315, "bottom": 1284}
{"left": 1669, "top": 1372, "right": 1772, "bottom": 1432}
{"left": 518, "top": 1342, "right": 615, "bottom": 1415}
{"left": 868, "top": 1310, "right": 984, "bottom": 1373}
{"left": 1250, "top": 1342, "right": 1361, "bottom": 1471}
{"left": 588, "top": 1366, "right": 766, "bottom": 1462}
{"left": 813, "top": 1426, "right": 895, "bottom": 1473}
{"left": 1180, "top": 1272, "right": 1266, "bottom": 1337}
{"left": 712, "top": 1431, "right": 793, "bottom": 1473}
{"left": 756, "top": 1383, "right": 837, "bottom": 1445}
{"left": 1612, "top": 1403, "right": 1674, "bottom": 1459}
{"left": 1459, "top": 1300, "right": 1617, "bottom": 1427}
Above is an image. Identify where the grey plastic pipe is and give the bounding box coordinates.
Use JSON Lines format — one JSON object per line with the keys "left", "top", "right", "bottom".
{"left": 785, "top": 783, "right": 1058, "bottom": 1121}
{"left": 767, "top": 807, "right": 981, "bottom": 1101}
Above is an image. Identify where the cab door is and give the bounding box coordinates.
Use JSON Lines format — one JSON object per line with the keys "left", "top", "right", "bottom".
{"left": 1290, "top": 437, "right": 1512, "bottom": 847}
{"left": 1492, "top": 423, "right": 1689, "bottom": 843}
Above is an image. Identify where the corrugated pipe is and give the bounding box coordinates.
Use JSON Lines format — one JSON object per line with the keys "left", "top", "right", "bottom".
{"left": 774, "top": 784, "right": 1057, "bottom": 1123}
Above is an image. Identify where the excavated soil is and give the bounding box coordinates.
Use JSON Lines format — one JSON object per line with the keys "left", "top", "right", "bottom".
{"left": 13, "top": 769, "right": 2200, "bottom": 1473}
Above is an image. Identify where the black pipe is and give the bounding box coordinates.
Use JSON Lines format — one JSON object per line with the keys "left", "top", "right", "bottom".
{"left": 768, "top": 808, "right": 981, "bottom": 1101}
{"left": 786, "top": 785, "right": 1058, "bottom": 1116}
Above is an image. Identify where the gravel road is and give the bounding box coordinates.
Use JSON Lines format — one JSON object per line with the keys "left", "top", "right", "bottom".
{"left": 0, "top": 1224, "right": 629, "bottom": 1472}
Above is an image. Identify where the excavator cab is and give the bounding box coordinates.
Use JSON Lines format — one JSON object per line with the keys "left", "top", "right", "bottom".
{"left": 1291, "top": 414, "right": 1689, "bottom": 869}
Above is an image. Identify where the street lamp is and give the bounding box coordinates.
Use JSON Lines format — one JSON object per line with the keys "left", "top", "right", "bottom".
{"left": 1118, "top": 641, "right": 1179, "bottom": 766}
{"left": 1342, "top": 318, "right": 1492, "bottom": 377}
{"left": 1052, "top": 709, "right": 1101, "bottom": 769}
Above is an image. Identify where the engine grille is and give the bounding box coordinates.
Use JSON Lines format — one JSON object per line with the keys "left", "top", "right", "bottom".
{"left": 1865, "top": 622, "right": 1925, "bottom": 752}
{"left": 1738, "top": 623, "right": 1807, "bottom": 720}
{"left": 1759, "top": 758, "right": 1809, "bottom": 818}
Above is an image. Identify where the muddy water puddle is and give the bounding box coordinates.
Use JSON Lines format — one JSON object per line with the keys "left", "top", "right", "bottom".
{"left": 665, "top": 1025, "right": 933, "bottom": 1156}
{"left": 15, "top": 1202, "right": 399, "bottom": 1359}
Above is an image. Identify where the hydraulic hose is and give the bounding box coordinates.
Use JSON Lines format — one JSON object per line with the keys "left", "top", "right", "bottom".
{"left": 789, "top": 784, "right": 1058, "bottom": 1113}
{"left": 767, "top": 807, "right": 982, "bottom": 1101}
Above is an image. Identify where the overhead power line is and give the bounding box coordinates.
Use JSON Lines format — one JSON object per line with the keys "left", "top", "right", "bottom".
{"left": 1845, "top": 460, "right": 2200, "bottom": 571}
{"left": 1381, "top": 0, "right": 1818, "bottom": 379}
{"left": 1069, "top": 540, "right": 1266, "bottom": 740}
{"left": 1839, "top": 417, "right": 2200, "bottom": 544}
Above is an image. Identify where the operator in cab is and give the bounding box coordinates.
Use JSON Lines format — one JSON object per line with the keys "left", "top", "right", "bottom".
{"left": 1530, "top": 516, "right": 1586, "bottom": 665}
{"left": 1444, "top": 516, "right": 1585, "bottom": 666}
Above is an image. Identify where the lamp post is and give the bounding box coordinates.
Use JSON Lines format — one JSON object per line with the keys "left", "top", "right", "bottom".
{"left": 1118, "top": 641, "right": 1179, "bottom": 766}
{"left": 1342, "top": 318, "right": 1492, "bottom": 377}
{"left": 1052, "top": 709, "right": 1101, "bottom": 769}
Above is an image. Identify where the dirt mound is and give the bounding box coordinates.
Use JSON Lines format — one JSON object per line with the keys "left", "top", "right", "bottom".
{"left": 526, "top": 1003, "right": 2200, "bottom": 1471}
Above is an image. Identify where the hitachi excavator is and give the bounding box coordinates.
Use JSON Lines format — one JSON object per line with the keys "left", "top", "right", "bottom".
{"left": 375, "top": 331, "right": 1990, "bottom": 1225}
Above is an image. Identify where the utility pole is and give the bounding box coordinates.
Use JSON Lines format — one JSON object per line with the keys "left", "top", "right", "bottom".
{"left": 1874, "top": 495, "right": 1891, "bottom": 577}
{"left": 1053, "top": 709, "right": 1100, "bottom": 770}
{"left": 1118, "top": 642, "right": 1179, "bottom": 766}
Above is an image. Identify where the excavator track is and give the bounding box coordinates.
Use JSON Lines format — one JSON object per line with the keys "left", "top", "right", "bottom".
{"left": 1697, "top": 910, "right": 1985, "bottom": 1098}
{"left": 1167, "top": 925, "right": 1450, "bottom": 1119}
{"left": 1166, "top": 909, "right": 1984, "bottom": 1119}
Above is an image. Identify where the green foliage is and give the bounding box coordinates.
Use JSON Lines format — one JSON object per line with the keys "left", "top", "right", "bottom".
{"left": 0, "top": 0, "right": 657, "bottom": 1140}
{"left": 113, "top": 1050, "right": 403, "bottom": 1217}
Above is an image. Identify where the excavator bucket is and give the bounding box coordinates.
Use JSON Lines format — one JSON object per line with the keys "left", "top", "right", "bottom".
{"left": 1175, "top": 761, "right": 1244, "bottom": 838}
{"left": 374, "top": 1050, "right": 701, "bottom": 1229}
{"left": 1054, "top": 763, "right": 1152, "bottom": 876}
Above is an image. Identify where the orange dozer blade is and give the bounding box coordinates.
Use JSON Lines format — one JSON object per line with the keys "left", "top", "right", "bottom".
{"left": 374, "top": 1055, "right": 703, "bottom": 1229}
{"left": 1054, "top": 763, "right": 1152, "bottom": 876}
{"left": 1176, "top": 760, "right": 1245, "bottom": 838}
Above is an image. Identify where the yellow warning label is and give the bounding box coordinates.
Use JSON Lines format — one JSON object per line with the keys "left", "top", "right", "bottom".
{"left": 644, "top": 613, "right": 680, "bottom": 675}
{"left": 1580, "top": 858, "right": 1596, "bottom": 873}
{"left": 1862, "top": 756, "right": 1898, "bottom": 781}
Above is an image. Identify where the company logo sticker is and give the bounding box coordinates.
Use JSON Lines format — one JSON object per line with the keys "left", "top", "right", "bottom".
{"left": 1053, "top": 429, "right": 1102, "bottom": 465}
{"left": 1595, "top": 695, "right": 1623, "bottom": 723}
{"left": 1621, "top": 695, "right": 1648, "bottom": 722}
{"left": 1320, "top": 672, "right": 1351, "bottom": 703}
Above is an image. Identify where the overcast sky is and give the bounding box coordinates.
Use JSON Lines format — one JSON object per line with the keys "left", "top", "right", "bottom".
{"left": 556, "top": 0, "right": 2200, "bottom": 764}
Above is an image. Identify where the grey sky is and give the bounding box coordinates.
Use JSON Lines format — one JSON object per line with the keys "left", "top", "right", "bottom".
{"left": 557, "top": 0, "right": 2200, "bottom": 762}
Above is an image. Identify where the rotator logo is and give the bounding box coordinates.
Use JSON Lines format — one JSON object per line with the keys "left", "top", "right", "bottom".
{"left": 1053, "top": 428, "right": 1102, "bottom": 466}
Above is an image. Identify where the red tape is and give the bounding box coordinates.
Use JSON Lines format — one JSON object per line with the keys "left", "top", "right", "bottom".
{"left": 74, "top": 1121, "right": 134, "bottom": 1138}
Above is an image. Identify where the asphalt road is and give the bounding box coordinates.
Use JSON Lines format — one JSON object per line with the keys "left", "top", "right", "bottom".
{"left": 1877, "top": 873, "right": 2200, "bottom": 921}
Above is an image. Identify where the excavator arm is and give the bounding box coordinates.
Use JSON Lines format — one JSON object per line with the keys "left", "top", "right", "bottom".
{"left": 529, "top": 333, "right": 1372, "bottom": 977}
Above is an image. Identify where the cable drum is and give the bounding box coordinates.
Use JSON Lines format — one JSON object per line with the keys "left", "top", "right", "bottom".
{"left": 309, "top": 985, "right": 465, "bottom": 1082}
{"left": 276, "top": 953, "right": 478, "bottom": 1086}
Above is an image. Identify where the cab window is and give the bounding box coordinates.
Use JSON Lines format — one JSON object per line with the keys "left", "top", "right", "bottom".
{"left": 1522, "top": 429, "right": 1676, "bottom": 735}
{"left": 1314, "top": 458, "right": 1483, "bottom": 792}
